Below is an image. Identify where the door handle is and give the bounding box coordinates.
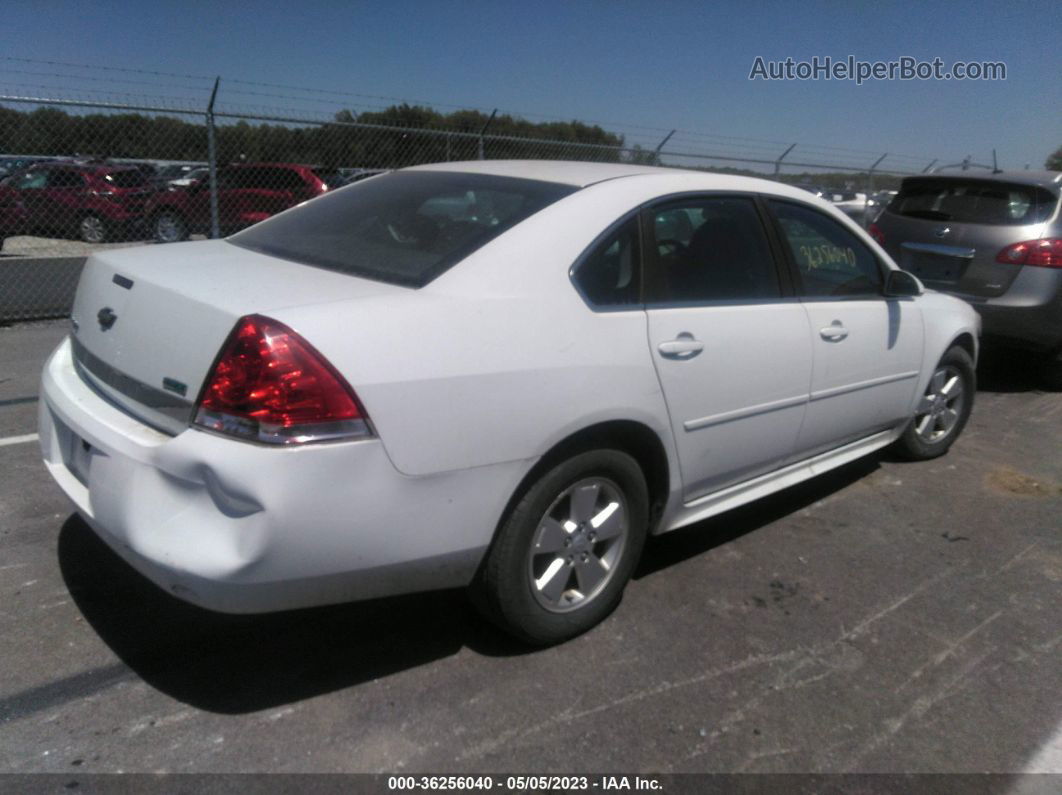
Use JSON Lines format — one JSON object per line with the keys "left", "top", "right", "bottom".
{"left": 658, "top": 335, "right": 704, "bottom": 359}
{"left": 819, "top": 321, "right": 849, "bottom": 342}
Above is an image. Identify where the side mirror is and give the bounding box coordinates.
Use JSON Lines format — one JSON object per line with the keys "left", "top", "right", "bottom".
{"left": 884, "top": 269, "right": 924, "bottom": 297}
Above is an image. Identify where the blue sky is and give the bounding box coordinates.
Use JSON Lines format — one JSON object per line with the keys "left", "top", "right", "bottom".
{"left": 4, "top": 0, "right": 1060, "bottom": 172}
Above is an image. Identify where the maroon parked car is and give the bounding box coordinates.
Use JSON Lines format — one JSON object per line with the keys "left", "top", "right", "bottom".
{"left": 0, "top": 161, "right": 154, "bottom": 246}
{"left": 145, "top": 162, "right": 334, "bottom": 242}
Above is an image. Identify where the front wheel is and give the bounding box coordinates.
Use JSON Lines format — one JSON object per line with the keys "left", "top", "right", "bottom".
{"left": 473, "top": 449, "right": 649, "bottom": 645}
{"left": 893, "top": 345, "right": 975, "bottom": 460}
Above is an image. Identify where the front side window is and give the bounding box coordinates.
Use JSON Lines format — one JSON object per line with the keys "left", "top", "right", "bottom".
{"left": 231, "top": 171, "right": 577, "bottom": 287}
{"left": 769, "top": 201, "right": 883, "bottom": 298}
{"left": 643, "top": 196, "right": 781, "bottom": 304}
{"left": 572, "top": 215, "right": 640, "bottom": 308}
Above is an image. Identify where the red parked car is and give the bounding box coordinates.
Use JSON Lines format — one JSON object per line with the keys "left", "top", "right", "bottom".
{"left": 0, "top": 161, "right": 155, "bottom": 246}
{"left": 145, "top": 162, "right": 334, "bottom": 242}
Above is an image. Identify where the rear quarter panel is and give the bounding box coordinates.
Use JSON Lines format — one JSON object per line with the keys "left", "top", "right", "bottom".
{"left": 270, "top": 176, "right": 689, "bottom": 479}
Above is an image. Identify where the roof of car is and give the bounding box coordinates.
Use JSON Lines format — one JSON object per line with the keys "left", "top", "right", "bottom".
{"left": 915, "top": 170, "right": 1062, "bottom": 189}
{"left": 405, "top": 159, "right": 722, "bottom": 188}
{"left": 404, "top": 159, "right": 817, "bottom": 196}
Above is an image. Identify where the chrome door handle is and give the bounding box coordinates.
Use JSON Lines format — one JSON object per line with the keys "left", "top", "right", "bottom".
{"left": 658, "top": 336, "right": 704, "bottom": 359}
{"left": 819, "top": 322, "right": 849, "bottom": 341}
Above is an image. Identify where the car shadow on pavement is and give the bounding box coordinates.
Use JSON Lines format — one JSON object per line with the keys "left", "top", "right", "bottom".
{"left": 636, "top": 455, "right": 880, "bottom": 579}
{"left": 59, "top": 455, "right": 884, "bottom": 715}
{"left": 57, "top": 516, "right": 528, "bottom": 714}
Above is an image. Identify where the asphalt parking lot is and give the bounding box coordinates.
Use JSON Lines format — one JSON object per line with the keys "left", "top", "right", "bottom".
{"left": 1, "top": 320, "right": 1060, "bottom": 774}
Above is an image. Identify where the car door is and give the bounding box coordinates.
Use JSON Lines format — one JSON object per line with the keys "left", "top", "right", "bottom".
{"left": 643, "top": 194, "right": 813, "bottom": 502}
{"left": 767, "top": 199, "right": 924, "bottom": 458}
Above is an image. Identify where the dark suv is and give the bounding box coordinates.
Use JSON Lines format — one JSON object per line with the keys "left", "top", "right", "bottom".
{"left": 873, "top": 171, "right": 1062, "bottom": 385}
{"left": 0, "top": 161, "right": 154, "bottom": 246}
{"left": 145, "top": 162, "right": 333, "bottom": 242}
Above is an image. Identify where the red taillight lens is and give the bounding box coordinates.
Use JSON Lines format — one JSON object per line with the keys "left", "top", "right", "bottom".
{"left": 995, "top": 238, "right": 1062, "bottom": 268}
{"left": 194, "top": 315, "right": 371, "bottom": 444}
{"left": 868, "top": 223, "right": 885, "bottom": 246}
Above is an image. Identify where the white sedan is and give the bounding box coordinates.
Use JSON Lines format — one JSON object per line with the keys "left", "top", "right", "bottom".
{"left": 39, "top": 160, "right": 980, "bottom": 644}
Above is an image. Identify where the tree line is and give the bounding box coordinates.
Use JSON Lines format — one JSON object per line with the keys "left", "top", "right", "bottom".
{"left": 0, "top": 103, "right": 640, "bottom": 167}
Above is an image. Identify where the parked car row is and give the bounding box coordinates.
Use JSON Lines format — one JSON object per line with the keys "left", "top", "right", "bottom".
{"left": 0, "top": 159, "right": 367, "bottom": 248}
{"left": 796, "top": 184, "right": 897, "bottom": 225}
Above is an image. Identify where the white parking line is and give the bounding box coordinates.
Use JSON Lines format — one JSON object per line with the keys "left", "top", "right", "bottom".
{"left": 0, "top": 433, "right": 39, "bottom": 448}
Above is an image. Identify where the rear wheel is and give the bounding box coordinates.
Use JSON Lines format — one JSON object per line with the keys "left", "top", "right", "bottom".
{"left": 473, "top": 449, "right": 648, "bottom": 645}
{"left": 79, "top": 214, "right": 107, "bottom": 244}
{"left": 893, "top": 345, "right": 975, "bottom": 460}
{"left": 153, "top": 211, "right": 188, "bottom": 243}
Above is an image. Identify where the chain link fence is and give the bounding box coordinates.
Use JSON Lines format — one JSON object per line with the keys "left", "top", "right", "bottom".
{"left": 1, "top": 89, "right": 938, "bottom": 322}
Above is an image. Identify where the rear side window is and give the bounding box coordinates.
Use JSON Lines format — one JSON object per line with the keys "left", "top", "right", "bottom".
{"left": 46, "top": 169, "right": 85, "bottom": 188}
{"left": 231, "top": 171, "right": 577, "bottom": 287}
{"left": 769, "top": 200, "right": 883, "bottom": 297}
{"left": 889, "top": 178, "right": 1058, "bottom": 225}
{"left": 572, "top": 215, "right": 640, "bottom": 308}
{"left": 644, "top": 196, "right": 781, "bottom": 303}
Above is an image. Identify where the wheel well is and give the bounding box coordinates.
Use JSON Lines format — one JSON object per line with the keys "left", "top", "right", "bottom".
{"left": 501, "top": 421, "right": 671, "bottom": 536}
{"left": 951, "top": 332, "right": 977, "bottom": 362}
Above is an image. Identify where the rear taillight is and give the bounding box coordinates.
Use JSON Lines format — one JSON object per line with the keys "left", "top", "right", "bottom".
{"left": 869, "top": 223, "right": 885, "bottom": 246}
{"left": 995, "top": 238, "right": 1062, "bottom": 268}
{"left": 194, "top": 315, "right": 372, "bottom": 444}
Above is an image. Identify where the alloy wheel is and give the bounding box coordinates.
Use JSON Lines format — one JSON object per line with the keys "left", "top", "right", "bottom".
{"left": 914, "top": 364, "right": 965, "bottom": 443}
{"left": 527, "top": 477, "right": 628, "bottom": 613}
{"left": 155, "top": 212, "right": 186, "bottom": 243}
{"left": 79, "top": 216, "right": 106, "bottom": 244}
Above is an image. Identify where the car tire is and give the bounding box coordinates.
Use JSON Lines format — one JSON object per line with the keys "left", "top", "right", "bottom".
{"left": 473, "top": 449, "right": 649, "bottom": 645}
{"left": 893, "top": 345, "right": 975, "bottom": 461}
{"left": 153, "top": 211, "right": 188, "bottom": 244}
{"left": 78, "top": 214, "right": 107, "bottom": 244}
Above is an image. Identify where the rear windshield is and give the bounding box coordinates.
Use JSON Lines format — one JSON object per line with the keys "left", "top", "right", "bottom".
{"left": 888, "top": 178, "right": 1058, "bottom": 225}
{"left": 104, "top": 170, "right": 148, "bottom": 188}
{"left": 230, "top": 170, "right": 578, "bottom": 287}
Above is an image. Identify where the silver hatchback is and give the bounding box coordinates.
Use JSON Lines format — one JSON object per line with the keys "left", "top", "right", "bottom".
{"left": 873, "top": 171, "right": 1062, "bottom": 385}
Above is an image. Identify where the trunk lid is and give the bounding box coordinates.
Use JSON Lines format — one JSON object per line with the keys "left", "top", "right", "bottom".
{"left": 70, "top": 239, "right": 408, "bottom": 434}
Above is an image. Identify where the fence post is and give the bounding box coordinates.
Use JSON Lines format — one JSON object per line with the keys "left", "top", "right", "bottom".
{"left": 654, "top": 130, "right": 676, "bottom": 165}
{"left": 477, "top": 109, "right": 497, "bottom": 160}
{"left": 206, "top": 76, "right": 221, "bottom": 240}
{"left": 446, "top": 133, "right": 451, "bottom": 162}
{"left": 773, "top": 143, "right": 796, "bottom": 177}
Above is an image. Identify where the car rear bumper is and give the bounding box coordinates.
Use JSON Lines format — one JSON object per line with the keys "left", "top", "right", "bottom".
{"left": 962, "top": 267, "right": 1062, "bottom": 352}
{"left": 39, "top": 337, "right": 525, "bottom": 613}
